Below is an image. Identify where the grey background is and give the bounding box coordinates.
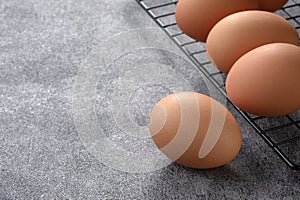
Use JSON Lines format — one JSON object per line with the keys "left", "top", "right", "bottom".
{"left": 0, "top": 0, "right": 300, "bottom": 199}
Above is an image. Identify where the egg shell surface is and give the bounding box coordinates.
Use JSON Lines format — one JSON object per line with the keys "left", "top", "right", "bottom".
{"left": 226, "top": 43, "right": 300, "bottom": 117}
{"left": 259, "top": 0, "right": 288, "bottom": 11}
{"left": 175, "top": 0, "right": 259, "bottom": 42}
{"left": 149, "top": 92, "right": 242, "bottom": 169}
{"left": 206, "top": 10, "right": 299, "bottom": 74}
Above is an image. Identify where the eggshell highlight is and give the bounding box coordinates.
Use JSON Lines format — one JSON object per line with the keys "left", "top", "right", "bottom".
{"left": 226, "top": 43, "right": 300, "bottom": 117}
{"left": 149, "top": 92, "right": 242, "bottom": 169}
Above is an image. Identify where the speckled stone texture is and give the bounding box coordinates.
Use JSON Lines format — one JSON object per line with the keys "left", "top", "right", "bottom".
{"left": 0, "top": 0, "right": 300, "bottom": 199}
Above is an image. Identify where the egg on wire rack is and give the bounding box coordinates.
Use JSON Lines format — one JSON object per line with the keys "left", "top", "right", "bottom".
{"left": 206, "top": 10, "right": 299, "bottom": 74}
{"left": 226, "top": 43, "right": 300, "bottom": 117}
{"left": 149, "top": 92, "right": 242, "bottom": 169}
{"left": 175, "top": 0, "right": 259, "bottom": 42}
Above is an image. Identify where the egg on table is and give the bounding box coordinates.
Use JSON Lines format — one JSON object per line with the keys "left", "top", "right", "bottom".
{"left": 175, "top": 0, "right": 259, "bottom": 42}
{"left": 206, "top": 10, "right": 299, "bottom": 74}
{"left": 226, "top": 43, "right": 300, "bottom": 117}
{"left": 149, "top": 92, "right": 242, "bottom": 169}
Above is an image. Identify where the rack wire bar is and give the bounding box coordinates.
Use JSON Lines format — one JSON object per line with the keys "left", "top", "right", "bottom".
{"left": 136, "top": 0, "right": 300, "bottom": 170}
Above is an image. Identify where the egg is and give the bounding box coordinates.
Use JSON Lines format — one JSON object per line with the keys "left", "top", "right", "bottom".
{"left": 259, "top": 0, "right": 288, "bottom": 11}
{"left": 226, "top": 43, "right": 300, "bottom": 117}
{"left": 206, "top": 10, "right": 299, "bottom": 74}
{"left": 175, "top": 0, "right": 259, "bottom": 42}
{"left": 149, "top": 92, "right": 242, "bottom": 169}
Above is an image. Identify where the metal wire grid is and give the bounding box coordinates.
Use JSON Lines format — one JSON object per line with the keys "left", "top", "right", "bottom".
{"left": 136, "top": 0, "right": 300, "bottom": 170}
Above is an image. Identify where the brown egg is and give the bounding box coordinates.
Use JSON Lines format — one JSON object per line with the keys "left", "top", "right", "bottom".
{"left": 226, "top": 43, "right": 300, "bottom": 117}
{"left": 259, "top": 0, "right": 288, "bottom": 11}
{"left": 149, "top": 92, "right": 242, "bottom": 169}
{"left": 175, "top": 0, "right": 259, "bottom": 42}
{"left": 206, "top": 10, "right": 299, "bottom": 74}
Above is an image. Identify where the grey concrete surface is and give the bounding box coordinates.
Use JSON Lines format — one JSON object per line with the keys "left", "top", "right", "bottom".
{"left": 0, "top": 0, "right": 300, "bottom": 199}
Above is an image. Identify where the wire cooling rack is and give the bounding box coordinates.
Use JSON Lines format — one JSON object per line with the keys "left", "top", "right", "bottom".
{"left": 136, "top": 0, "right": 300, "bottom": 170}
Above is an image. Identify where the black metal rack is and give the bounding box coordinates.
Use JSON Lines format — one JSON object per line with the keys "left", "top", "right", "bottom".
{"left": 136, "top": 0, "right": 300, "bottom": 170}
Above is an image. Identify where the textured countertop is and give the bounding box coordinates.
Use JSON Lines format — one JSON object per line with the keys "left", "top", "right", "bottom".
{"left": 0, "top": 0, "right": 300, "bottom": 199}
